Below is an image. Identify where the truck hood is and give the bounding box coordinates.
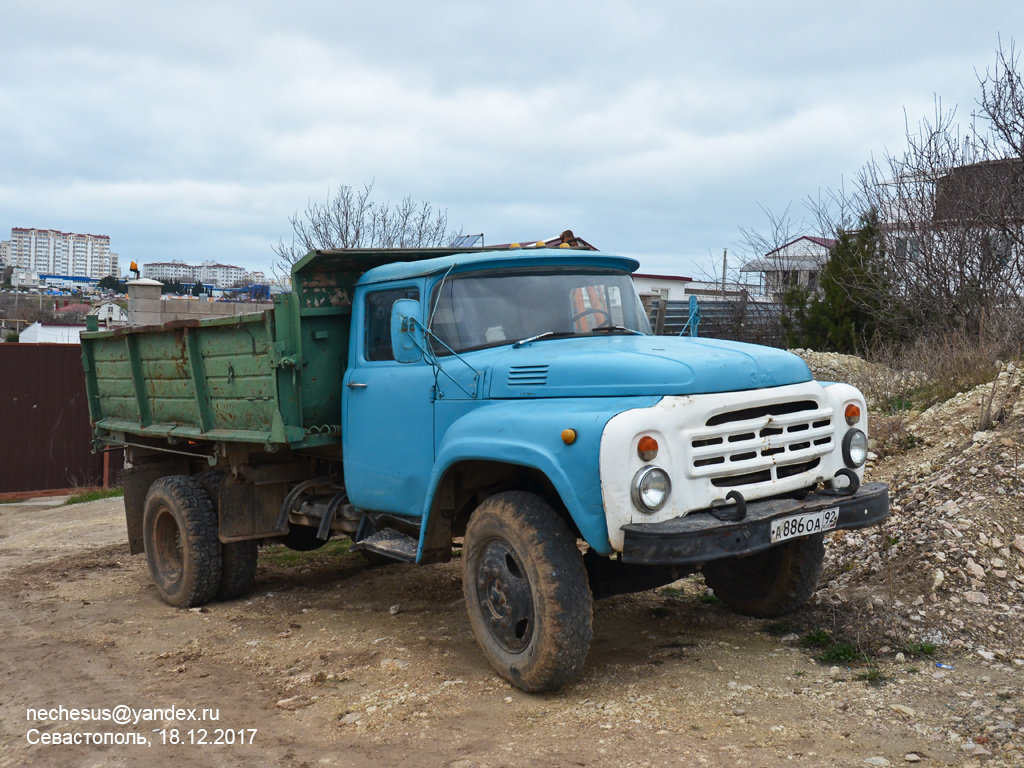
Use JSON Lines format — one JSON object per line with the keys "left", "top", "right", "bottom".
{"left": 487, "top": 335, "right": 812, "bottom": 398}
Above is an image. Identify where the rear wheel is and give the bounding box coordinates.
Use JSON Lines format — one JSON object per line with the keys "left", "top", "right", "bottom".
{"left": 701, "top": 533, "right": 825, "bottom": 618}
{"left": 143, "top": 475, "right": 222, "bottom": 608}
{"left": 462, "top": 492, "right": 592, "bottom": 692}
{"left": 194, "top": 471, "right": 259, "bottom": 601}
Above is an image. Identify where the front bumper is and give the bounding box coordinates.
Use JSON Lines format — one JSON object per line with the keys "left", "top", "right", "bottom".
{"left": 620, "top": 482, "right": 889, "bottom": 565}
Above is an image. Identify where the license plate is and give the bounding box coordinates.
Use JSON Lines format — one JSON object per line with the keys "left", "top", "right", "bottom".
{"left": 770, "top": 507, "right": 839, "bottom": 543}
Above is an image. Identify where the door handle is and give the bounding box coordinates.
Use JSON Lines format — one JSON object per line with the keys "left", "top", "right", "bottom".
{"left": 347, "top": 381, "right": 368, "bottom": 388}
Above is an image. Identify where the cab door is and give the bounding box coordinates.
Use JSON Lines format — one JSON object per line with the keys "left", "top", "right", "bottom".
{"left": 342, "top": 283, "right": 437, "bottom": 517}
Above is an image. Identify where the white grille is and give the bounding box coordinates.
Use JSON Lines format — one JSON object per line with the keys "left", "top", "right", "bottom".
{"left": 687, "top": 399, "right": 834, "bottom": 487}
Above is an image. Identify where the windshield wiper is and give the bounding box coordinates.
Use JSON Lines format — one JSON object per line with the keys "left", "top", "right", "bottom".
{"left": 512, "top": 331, "right": 576, "bottom": 348}
{"left": 513, "top": 331, "right": 555, "bottom": 348}
{"left": 589, "top": 325, "right": 646, "bottom": 336}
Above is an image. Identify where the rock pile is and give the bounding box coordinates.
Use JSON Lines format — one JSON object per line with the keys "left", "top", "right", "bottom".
{"left": 795, "top": 352, "right": 1024, "bottom": 665}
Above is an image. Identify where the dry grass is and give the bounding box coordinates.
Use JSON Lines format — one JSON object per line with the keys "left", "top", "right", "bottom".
{"left": 863, "top": 325, "right": 1022, "bottom": 414}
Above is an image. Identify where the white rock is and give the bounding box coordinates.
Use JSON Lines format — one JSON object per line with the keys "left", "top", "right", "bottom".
{"left": 977, "top": 650, "right": 996, "bottom": 662}
{"left": 863, "top": 758, "right": 891, "bottom": 766}
{"left": 932, "top": 570, "right": 945, "bottom": 591}
{"left": 964, "top": 591, "right": 989, "bottom": 605}
{"left": 904, "top": 754, "right": 922, "bottom": 763}
{"left": 1013, "top": 535, "right": 1024, "bottom": 554}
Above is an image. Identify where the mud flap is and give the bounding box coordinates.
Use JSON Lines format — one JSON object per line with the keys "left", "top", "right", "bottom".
{"left": 122, "top": 459, "right": 190, "bottom": 554}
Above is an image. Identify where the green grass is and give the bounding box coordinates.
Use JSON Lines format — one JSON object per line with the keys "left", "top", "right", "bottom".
{"left": 904, "top": 641, "right": 936, "bottom": 658}
{"left": 64, "top": 487, "right": 124, "bottom": 505}
{"left": 800, "top": 628, "right": 868, "bottom": 664}
{"left": 699, "top": 593, "right": 722, "bottom": 605}
{"left": 260, "top": 539, "right": 352, "bottom": 567}
{"left": 855, "top": 665, "right": 888, "bottom": 686}
{"left": 800, "top": 629, "right": 834, "bottom": 649}
{"left": 816, "top": 643, "right": 866, "bottom": 664}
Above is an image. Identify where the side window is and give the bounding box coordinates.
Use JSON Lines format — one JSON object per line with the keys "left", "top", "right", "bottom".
{"left": 364, "top": 286, "right": 419, "bottom": 362}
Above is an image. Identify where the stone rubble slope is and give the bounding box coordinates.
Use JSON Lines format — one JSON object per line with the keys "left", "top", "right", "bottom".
{"left": 791, "top": 350, "right": 1023, "bottom": 665}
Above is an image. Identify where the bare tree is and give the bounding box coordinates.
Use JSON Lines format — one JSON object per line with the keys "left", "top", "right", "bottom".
{"left": 777, "top": 39, "right": 1024, "bottom": 345}
{"left": 272, "top": 181, "right": 464, "bottom": 279}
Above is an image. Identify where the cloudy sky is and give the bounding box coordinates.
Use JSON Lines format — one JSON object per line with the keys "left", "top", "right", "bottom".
{"left": 2, "top": 1, "right": 1022, "bottom": 280}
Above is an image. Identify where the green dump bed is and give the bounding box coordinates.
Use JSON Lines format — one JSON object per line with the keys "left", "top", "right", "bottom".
{"left": 81, "top": 247, "right": 490, "bottom": 453}
{"left": 81, "top": 294, "right": 347, "bottom": 452}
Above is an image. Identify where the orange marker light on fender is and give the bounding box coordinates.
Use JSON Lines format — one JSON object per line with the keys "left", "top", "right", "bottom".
{"left": 561, "top": 429, "right": 577, "bottom": 445}
{"left": 845, "top": 404, "right": 861, "bottom": 425}
{"left": 637, "top": 435, "right": 659, "bottom": 462}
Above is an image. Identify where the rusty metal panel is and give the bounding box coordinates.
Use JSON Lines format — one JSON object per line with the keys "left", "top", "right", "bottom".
{"left": 0, "top": 344, "right": 125, "bottom": 494}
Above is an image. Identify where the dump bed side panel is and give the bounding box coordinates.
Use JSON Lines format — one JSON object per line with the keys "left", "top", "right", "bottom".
{"left": 82, "top": 300, "right": 344, "bottom": 450}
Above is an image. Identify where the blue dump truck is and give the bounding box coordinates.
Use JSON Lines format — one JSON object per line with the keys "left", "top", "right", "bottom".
{"left": 81, "top": 244, "right": 889, "bottom": 691}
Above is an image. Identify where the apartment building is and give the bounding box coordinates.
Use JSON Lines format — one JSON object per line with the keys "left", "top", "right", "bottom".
{"left": 3, "top": 228, "right": 119, "bottom": 279}
{"left": 143, "top": 259, "right": 256, "bottom": 288}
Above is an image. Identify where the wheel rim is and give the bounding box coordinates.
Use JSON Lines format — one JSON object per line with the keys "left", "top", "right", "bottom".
{"left": 475, "top": 538, "right": 534, "bottom": 653}
{"left": 152, "top": 505, "right": 184, "bottom": 585}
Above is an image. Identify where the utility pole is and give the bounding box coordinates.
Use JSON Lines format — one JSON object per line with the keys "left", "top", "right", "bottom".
{"left": 721, "top": 248, "right": 728, "bottom": 299}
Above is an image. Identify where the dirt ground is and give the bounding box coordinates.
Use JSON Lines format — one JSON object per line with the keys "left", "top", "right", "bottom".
{"left": 2, "top": 496, "right": 1020, "bottom": 768}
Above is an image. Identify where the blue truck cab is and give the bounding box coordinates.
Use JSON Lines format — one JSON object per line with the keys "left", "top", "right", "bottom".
{"left": 338, "top": 246, "right": 887, "bottom": 690}
{"left": 84, "top": 242, "right": 888, "bottom": 692}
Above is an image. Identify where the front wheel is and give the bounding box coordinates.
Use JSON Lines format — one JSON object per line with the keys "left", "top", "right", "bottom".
{"left": 143, "top": 475, "right": 223, "bottom": 608}
{"left": 462, "top": 492, "right": 593, "bottom": 692}
{"left": 701, "top": 533, "right": 825, "bottom": 618}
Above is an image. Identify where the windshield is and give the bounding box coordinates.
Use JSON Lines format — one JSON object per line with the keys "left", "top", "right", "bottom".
{"left": 428, "top": 268, "right": 652, "bottom": 354}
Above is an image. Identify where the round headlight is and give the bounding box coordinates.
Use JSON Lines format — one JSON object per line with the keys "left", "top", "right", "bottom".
{"left": 631, "top": 466, "right": 672, "bottom": 512}
{"left": 842, "top": 429, "right": 868, "bottom": 468}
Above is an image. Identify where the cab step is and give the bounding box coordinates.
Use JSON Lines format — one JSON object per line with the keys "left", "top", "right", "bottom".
{"left": 351, "top": 528, "right": 418, "bottom": 563}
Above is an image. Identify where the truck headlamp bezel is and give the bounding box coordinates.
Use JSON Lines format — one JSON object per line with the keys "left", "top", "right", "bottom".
{"left": 631, "top": 466, "right": 671, "bottom": 512}
{"left": 842, "top": 428, "right": 868, "bottom": 468}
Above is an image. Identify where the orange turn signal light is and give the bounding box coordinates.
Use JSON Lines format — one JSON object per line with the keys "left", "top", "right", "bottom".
{"left": 845, "top": 404, "right": 861, "bottom": 425}
{"left": 638, "top": 435, "right": 659, "bottom": 461}
{"left": 561, "top": 429, "right": 578, "bottom": 445}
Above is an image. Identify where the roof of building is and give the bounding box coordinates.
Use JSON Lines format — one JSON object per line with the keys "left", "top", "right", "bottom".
{"left": 741, "top": 235, "right": 836, "bottom": 273}
{"left": 633, "top": 273, "right": 693, "bottom": 283}
{"left": 55, "top": 303, "right": 93, "bottom": 313}
{"left": 765, "top": 235, "right": 836, "bottom": 257}
{"left": 740, "top": 256, "right": 825, "bottom": 273}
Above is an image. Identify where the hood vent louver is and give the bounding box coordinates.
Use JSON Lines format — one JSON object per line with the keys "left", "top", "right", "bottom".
{"left": 507, "top": 364, "right": 549, "bottom": 387}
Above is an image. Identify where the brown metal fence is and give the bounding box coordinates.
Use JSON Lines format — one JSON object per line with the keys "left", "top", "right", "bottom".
{"left": 0, "top": 344, "right": 123, "bottom": 494}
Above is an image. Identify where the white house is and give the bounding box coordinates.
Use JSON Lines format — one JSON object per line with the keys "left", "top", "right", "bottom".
{"left": 89, "top": 301, "right": 128, "bottom": 325}
{"left": 740, "top": 236, "right": 836, "bottom": 298}
{"left": 18, "top": 322, "right": 88, "bottom": 344}
{"left": 632, "top": 273, "right": 693, "bottom": 301}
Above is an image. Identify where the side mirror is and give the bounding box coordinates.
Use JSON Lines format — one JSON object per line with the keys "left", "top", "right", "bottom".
{"left": 390, "top": 298, "right": 424, "bottom": 363}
